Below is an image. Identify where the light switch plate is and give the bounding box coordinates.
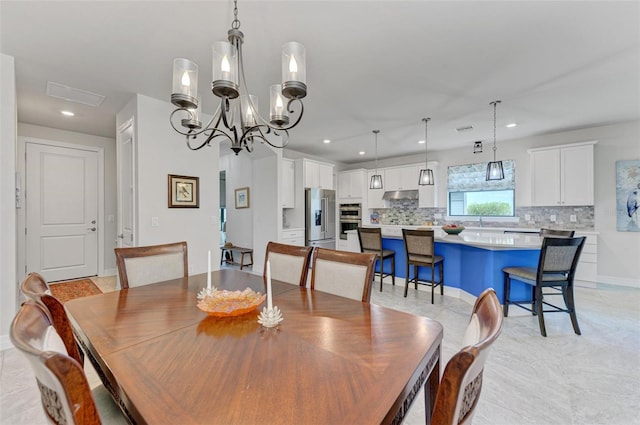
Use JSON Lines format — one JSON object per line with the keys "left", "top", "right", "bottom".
{"left": 524, "top": 214, "right": 531, "bottom": 221}
{"left": 151, "top": 217, "right": 160, "bottom": 227}
{"left": 570, "top": 214, "right": 577, "bottom": 222}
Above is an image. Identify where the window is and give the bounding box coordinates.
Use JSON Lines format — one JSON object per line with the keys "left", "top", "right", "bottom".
{"left": 447, "top": 160, "right": 515, "bottom": 217}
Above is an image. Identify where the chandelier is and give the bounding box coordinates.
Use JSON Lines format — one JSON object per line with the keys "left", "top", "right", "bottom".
{"left": 169, "top": 0, "right": 307, "bottom": 155}
{"left": 418, "top": 117, "right": 434, "bottom": 185}
{"left": 486, "top": 100, "right": 504, "bottom": 180}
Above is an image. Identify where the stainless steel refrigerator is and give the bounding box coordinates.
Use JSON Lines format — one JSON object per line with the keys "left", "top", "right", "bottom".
{"left": 305, "top": 188, "right": 336, "bottom": 249}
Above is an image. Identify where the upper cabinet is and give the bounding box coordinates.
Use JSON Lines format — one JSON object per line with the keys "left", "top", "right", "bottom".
{"left": 281, "top": 158, "right": 295, "bottom": 208}
{"left": 302, "top": 159, "right": 334, "bottom": 190}
{"left": 529, "top": 141, "right": 597, "bottom": 206}
{"left": 384, "top": 164, "right": 420, "bottom": 191}
{"left": 337, "top": 169, "right": 366, "bottom": 201}
{"left": 366, "top": 169, "right": 386, "bottom": 209}
{"left": 418, "top": 161, "right": 439, "bottom": 208}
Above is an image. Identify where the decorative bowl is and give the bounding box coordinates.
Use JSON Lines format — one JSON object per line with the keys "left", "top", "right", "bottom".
{"left": 197, "top": 288, "right": 266, "bottom": 317}
{"left": 442, "top": 225, "right": 465, "bottom": 235}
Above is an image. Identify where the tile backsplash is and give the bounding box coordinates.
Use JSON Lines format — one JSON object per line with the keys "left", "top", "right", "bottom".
{"left": 371, "top": 199, "right": 594, "bottom": 230}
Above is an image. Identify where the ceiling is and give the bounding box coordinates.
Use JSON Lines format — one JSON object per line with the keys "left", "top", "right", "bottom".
{"left": 2, "top": 1, "right": 639, "bottom": 164}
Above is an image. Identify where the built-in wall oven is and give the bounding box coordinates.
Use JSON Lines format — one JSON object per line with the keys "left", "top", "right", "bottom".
{"left": 339, "top": 203, "right": 361, "bottom": 240}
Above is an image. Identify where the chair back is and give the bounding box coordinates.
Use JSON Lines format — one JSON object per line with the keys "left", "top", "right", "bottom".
{"left": 310, "top": 248, "right": 377, "bottom": 302}
{"left": 10, "top": 301, "right": 102, "bottom": 425}
{"left": 20, "top": 271, "right": 51, "bottom": 300}
{"left": 264, "top": 241, "right": 313, "bottom": 287}
{"left": 403, "top": 229, "right": 436, "bottom": 261}
{"left": 19, "top": 273, "right": 83, "bottom": 365}
{"left": 432, "top": 288, "right": 503, "bottom": 425}
{"left": 539, "top": 228, "right": 575, "bottom": 238}
{"left": 357, "top": 227, "right": 383, "bottom": 253}
{"left": 115, "top": 241, "right": 188, "bottom": 289}
{"left": 537, "top": 236, "right": 586, "bottom": 282}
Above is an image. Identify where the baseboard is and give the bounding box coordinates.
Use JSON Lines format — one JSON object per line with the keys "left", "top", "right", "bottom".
{"left": 0, "top": 334, "right": 13, "bottom": 351}
{"left": 101, "top": 268, "right": 117, "bottom": 277}
{"left": 597, "top": 275, "right": 640, "bottom": 288}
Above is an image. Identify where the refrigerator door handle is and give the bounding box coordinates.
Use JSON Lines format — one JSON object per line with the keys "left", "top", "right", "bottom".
{"left": 320, "top": 198, "right": 326, "bottom": 233}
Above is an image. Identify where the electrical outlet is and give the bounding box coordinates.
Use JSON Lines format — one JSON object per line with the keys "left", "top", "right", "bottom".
{"left": 550, "top": 214, "right": 556, "bottom": 222}
{"left": 570, "top": 214, "right": 577, "bottom": 222}
{"left": 151, "top": 217, "right": 160, "bottom": 227}
{"left": 524, "top": 214, "right": 531, "bottom": 221}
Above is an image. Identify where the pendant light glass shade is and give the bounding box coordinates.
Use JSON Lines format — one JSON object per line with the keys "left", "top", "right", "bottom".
{"left": 486, "top": 100, "right": 505, "bottom": 181}
{"left": 370, "top": 130, "right": 383, "bottom": 189}
{"left": 418, "top": 117, "right": 434, "bottom": 186}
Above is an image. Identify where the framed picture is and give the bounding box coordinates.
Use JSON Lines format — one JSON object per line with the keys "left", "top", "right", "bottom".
{"left": 235, "top": 187, "right": 250, "bottom": 209}
{"left": 168, "top": 174, "right": 199, "bottom": 208}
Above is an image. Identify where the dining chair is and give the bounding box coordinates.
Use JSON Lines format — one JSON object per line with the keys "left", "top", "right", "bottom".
{"left": 402, "top": 228, "right": 444, "bottom": 304}
{"left": 10, "top": 301, "right": 127, "bottom": 425}
{"left": 357, "top": 227, "right": 395, "bottom": 291}
{"left": 539, "top": 228, "right": 575, "bottom": 238}
{"left": 431, "top": 288, "right": 503, "bottom": 425}
{"left": 264, "top": 241, "right": 313, "bottom": 287}
{"left": 503, "top": 236, "right": 586, "bottom": 337}
{"left": 20, "top": 272, "right": 84, "bottom": 365}
{"left": 114, "top": 241, "right": 188, "bottom": 289}
{"left": 310, "top": 248, "right": 377, "bottom": 303}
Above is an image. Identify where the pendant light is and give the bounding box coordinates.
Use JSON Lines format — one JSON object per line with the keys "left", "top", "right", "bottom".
{"left": 370, "top": 130, "right": 383, "bottom": 189}
{"left": 486, "top": 100, "right": 504, "bottom": 181}
{"left": 418, "top": 117, "right": 434, "bottom": 185}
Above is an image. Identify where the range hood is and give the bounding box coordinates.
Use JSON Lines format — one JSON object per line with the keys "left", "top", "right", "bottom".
{"left": 382, "top": 190, "right": 419, "bottom": 200}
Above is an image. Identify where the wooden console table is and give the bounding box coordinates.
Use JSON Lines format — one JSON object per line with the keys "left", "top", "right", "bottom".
{"left": 220, "top": 245, "right": 254, "bottom": 270}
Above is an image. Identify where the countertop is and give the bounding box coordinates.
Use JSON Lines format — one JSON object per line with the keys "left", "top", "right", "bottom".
{"left": 346, "top": 225, "right": 597, "bottom": 250}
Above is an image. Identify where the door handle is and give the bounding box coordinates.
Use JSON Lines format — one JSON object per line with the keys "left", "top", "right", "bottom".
{"left": 117, "top": 234, "right": 124, "bottom": 238}
{"left": 88, "top": 227, "right": 97, "bottom": 232}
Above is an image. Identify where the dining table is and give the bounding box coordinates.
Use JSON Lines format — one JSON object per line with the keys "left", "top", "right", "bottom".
{"left": 65, "top": 269, "right": 443, "bottom": 425}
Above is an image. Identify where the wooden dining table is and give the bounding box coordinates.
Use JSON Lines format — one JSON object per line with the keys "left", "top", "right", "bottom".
{"left": 65, "top": 269, "right": 443, "bottom": 425}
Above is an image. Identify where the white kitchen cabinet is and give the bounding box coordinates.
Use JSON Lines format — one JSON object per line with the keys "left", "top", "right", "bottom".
{"left": 575, "top": 232, "right": 598, "bottom": 284}
{"left": 529, "top": 141, "right": 596, "bottom": 206}
{"left": 303, "top": 159, "right": 334, "bottom": 189}
{"left": 338, "top": 169, "right": 366, "bottom": 200}
{"left": 281, "top": 158, "right": 295, "bottom": 208}
{"left": 367, "top": 169, "right": 386, "bottom": 209}
{"left": 418, "top": 161, "right": 439, "bottom": 208}
{"left": 280, "top": 228, "right": 305, "bottom": 247}
{"left": 384, "top": 164, "right": 420, "bottom": 191}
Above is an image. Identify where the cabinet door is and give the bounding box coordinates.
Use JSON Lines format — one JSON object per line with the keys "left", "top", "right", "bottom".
{"left": 418, "top": 162, "right": 438, "bottom": 208}
{"left": 337, "top": 171, "right": 351, "bottom": 198}
{"left": 561, "top": 145, "right": 594, "bottom": 205}
{"left": 281, "top": 159, "right": 295, "bottom": 208}
{"left": 401, "top": 165, "right": 420, "bottom": 190}
{"left": 318, "top": 163, "right": 334, "bottom": 189}
{"left": 384, "top": 167, "right": 402, "bottom": 191}
{"left": 349, "top": 170, "right": 364, "bottom": 199}
{"left": 531, "top": 149, "right": 561, "bottom": 206}
{"left": 304, "top": 161, "right": 319, "bottom": 188}
{"left": 367, "top": 170, "right": 386, "bottom": 209}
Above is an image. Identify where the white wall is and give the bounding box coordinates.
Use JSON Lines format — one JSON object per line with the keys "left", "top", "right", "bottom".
{"left": 252, "top": 155, "right": 279, "bottom": 273}
{"left": 0, "top": 54, "right": 17, "bottom": 348}
{"left": 17, "top": 124, "right": 118, "bottom": 275}
{"left": 346, "top": 120, "right": 640, "bottom": 287}
{"left": 220, "top": 153, "right": 254, "bottom": 250}
{"left": 121, "top": 94, "right": 219, "bottom": 274}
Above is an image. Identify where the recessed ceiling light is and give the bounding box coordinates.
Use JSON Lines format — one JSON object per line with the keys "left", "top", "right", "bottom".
{"left": 418, "top": 140, "right": 425, "bottom": 144}
{"left": 60, "top": 110, "right": 75, "bottom": 117}
{"left": 323, "top": 139, "right": 331, "bottom": 144}
{"left": 359, "top": 151, "right": 365, "bottom": 155}
{"left": 506, "top": 123, "right": 517, "bottom": 128}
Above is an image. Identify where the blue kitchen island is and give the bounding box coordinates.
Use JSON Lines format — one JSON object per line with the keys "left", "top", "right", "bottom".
{"left": 349, "top": 228, "right": 542, "bottom": 303}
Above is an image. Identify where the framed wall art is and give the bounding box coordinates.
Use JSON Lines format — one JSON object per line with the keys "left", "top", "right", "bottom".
{"left": 235, "top": 187, "right": 250, "bottom": 209}
{"left": 168, "top": 174, "right": 199, "bottom": 208}
{"left": 616, "top": 159, "right": 639, "bottom": 232}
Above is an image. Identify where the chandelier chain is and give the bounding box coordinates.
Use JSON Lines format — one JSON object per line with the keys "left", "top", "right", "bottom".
{"left": 491, "top": 100, "right": 501, "bottom": 161}
{"left": 373, "top": 130, "right": 380, "bottom": 173}
{"left": 232, "top": 0, "right": 241, "bottom": 29}
{"left": 422, "top": 117, "right": 430, "bottom": 166}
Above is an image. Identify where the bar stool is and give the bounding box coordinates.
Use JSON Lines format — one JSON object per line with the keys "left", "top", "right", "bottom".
{"left": 402, "top": 229, "right": 444, "bottom": 304}
{"left": 357, "top": 227, "right": 395, "bottom": 291}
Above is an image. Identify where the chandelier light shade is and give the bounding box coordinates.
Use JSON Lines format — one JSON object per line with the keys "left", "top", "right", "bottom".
{"left": 370, "top": 130, "right": 383, "bottom": 190}
{"left": 169, "top": 0, "right": 307, "bottom": 155}
{"left": 486, "top": 100, "right": 505, "bottom": 181}
{"left": 418, "top": 117, "right": 434, "bottom": 186}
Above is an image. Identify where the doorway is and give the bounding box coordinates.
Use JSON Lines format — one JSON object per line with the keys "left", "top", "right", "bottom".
{"left": 24, "top": 139, "right": 103, "bottom": 282}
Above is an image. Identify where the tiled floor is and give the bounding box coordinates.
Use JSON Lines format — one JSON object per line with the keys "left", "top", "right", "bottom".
{"left": 1, "top": 277, "right": 638, "bottom": 424}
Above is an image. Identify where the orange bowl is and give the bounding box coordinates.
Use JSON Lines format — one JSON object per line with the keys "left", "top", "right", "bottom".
{"left": 197, "top": 288, "right": 266, "bottom": 317}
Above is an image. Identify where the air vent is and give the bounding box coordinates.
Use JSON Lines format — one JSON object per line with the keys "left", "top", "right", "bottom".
{"left": 456, "top": 125, "right": 474, "bottom": 133}
{"left": 46, "top": 82, "right": 105, "bottom": 107}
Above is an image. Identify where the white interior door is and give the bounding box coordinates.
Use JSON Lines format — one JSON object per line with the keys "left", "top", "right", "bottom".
{"left": 117, "top": 118, "right": 136, "bottom": 248}
{"left": 26, "top": 142, "right": 99, "bottom": 281}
